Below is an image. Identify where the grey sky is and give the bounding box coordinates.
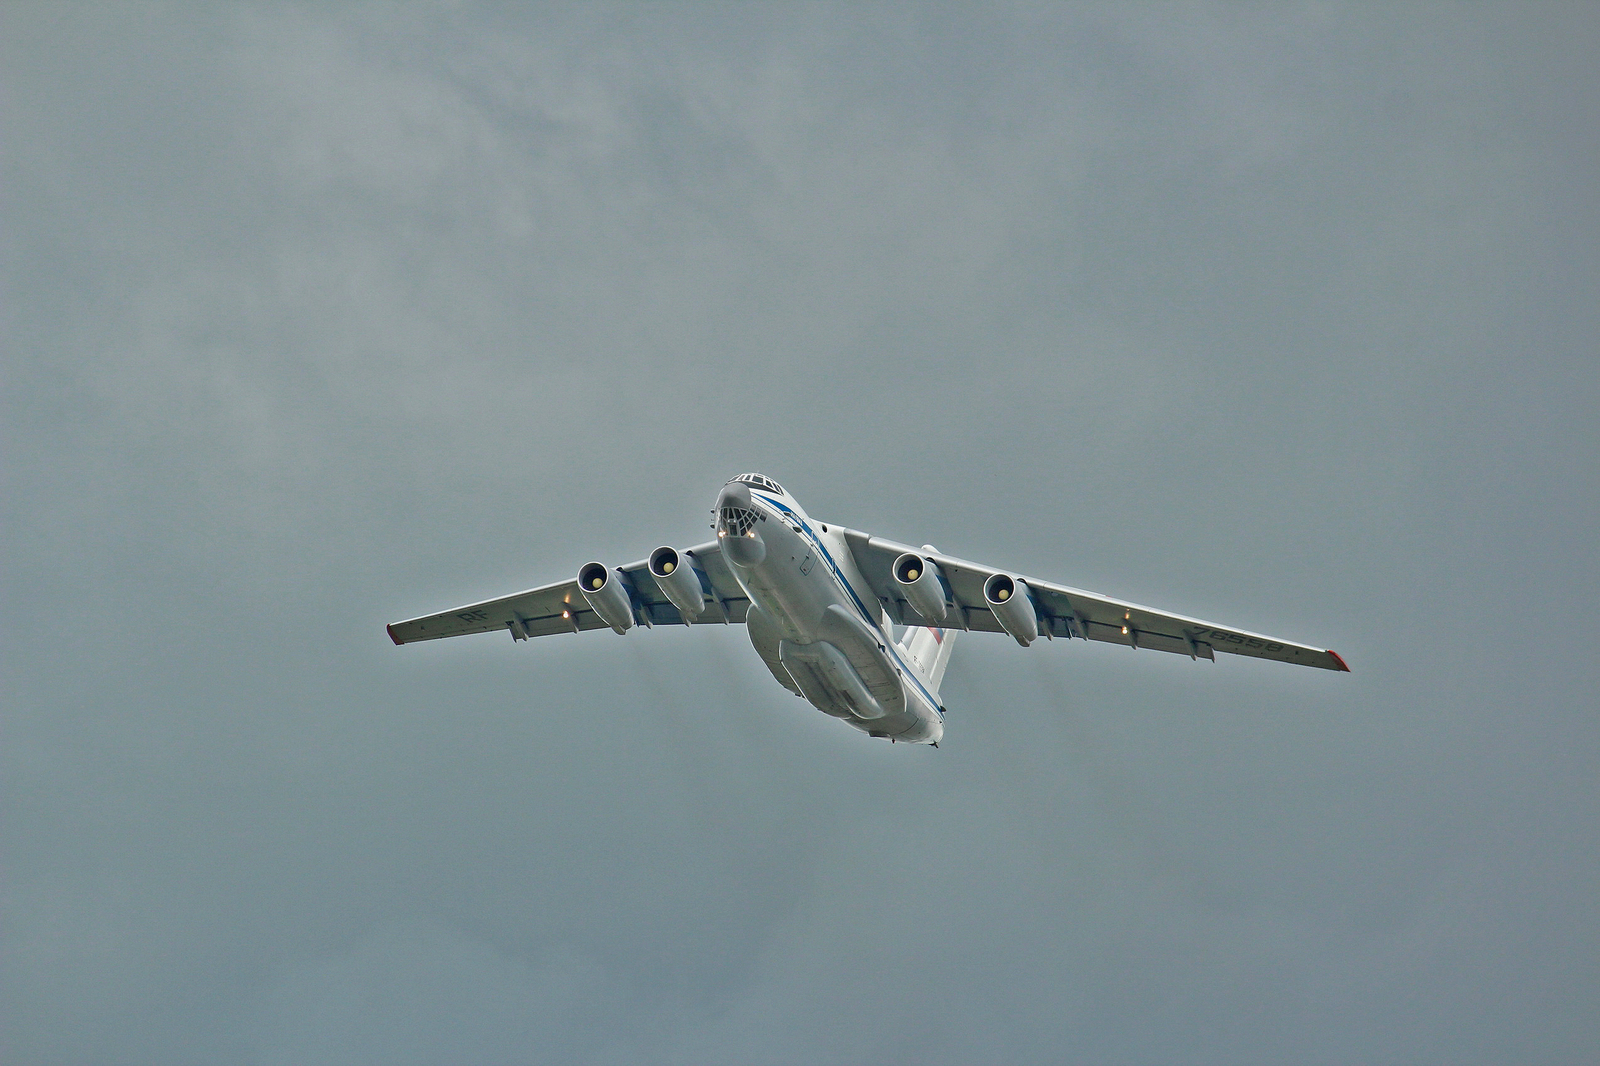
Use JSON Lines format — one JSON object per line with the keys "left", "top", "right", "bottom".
{"left": 4, "top": 3, "right": 1597, "bottom": 1063}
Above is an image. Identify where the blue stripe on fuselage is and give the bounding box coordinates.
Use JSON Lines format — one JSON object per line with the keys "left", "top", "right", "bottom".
{"left": 749, "top": 492, "right": 943, "bottom": 718}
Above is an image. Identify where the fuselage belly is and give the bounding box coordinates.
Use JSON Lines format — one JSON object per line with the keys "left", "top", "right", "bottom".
{"left": 716, "top": 480, "right": 943, "bottom": 744}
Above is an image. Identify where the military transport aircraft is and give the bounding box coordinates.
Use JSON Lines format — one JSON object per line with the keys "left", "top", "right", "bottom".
{"left": 388, "top": 473, "right": 1348, "bottom": 745}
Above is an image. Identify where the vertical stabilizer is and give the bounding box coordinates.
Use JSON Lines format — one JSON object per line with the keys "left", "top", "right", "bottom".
{"left": 902, "top": 625, "right": 958, "bottom": 694}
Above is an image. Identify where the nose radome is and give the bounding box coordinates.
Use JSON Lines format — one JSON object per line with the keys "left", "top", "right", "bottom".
{"left": 722, "top": 525, "right": 766, "bottom": 566}
{"left": 717, "top": 480, "right": 766, "bottom": 566}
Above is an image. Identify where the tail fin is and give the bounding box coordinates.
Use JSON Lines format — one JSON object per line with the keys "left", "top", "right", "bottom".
{"left": 902, "top": 624, "right": 959, "bottom": 695}
{"left": 897, "top": 544, "right": 959, "bottom": 696}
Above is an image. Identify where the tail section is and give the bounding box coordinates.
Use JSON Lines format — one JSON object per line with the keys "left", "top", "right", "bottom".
{"left": 902, "top": 624, "right": 958, "bottom": 695}
{"left": 895, "top": 542, "right": 959, "bottom": 698}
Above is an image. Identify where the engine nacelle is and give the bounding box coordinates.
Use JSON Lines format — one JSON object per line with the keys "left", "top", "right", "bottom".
{"left": 984, "top": 573, "right": 1038, "bottom": 646}
{"left": 577, "top": 562, "right": 634, "bottom": 634}
{"left": 891, "top": 551, "right": 947, "bottom": 623}
{"left": 648, "top": 546, "right": 704, "bottom": 621}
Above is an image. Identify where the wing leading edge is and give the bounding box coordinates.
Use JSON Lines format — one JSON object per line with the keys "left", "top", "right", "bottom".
{"left": 387, "top": 540, "right": 749, "bottom": 645}
{"left": 842, "top": 529, "right": 1348, "bottom": 672}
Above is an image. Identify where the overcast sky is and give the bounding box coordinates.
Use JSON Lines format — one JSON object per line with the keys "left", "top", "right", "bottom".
{"left": 4, "top": 3, "right": 1597, "bottom": 1064}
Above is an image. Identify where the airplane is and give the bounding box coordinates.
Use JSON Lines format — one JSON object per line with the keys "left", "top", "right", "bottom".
{"left": 387, "top": 473, "right": 1349, "bottom": 746}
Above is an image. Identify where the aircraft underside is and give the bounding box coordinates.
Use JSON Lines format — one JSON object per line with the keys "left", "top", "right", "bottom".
{"left": 386, "top": 473, "right": 1347, "bottom": 745}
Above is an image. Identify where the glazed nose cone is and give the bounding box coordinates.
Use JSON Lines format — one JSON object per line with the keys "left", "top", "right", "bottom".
{"left": 716, "top": 482, "right": 766, "bottom": 566}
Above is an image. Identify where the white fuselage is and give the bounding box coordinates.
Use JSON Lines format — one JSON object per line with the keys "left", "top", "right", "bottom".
{"left": 716, "top": 482, "right": 944, "bottom": 744}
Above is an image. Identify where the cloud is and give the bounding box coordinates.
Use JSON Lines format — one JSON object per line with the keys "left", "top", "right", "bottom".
{"left": 251, "top": 920, "right": 605, "bottom": 1066}
{"left": 5, "top": 3, "right": 1598, "bottom": 1064}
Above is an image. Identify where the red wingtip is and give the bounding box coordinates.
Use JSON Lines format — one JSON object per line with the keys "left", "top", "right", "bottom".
{"left": 1327, "top": 650, "right": 1350, "bottom": 672}
{"left": 387, "top": 624, "right": 403, "bottom": 646}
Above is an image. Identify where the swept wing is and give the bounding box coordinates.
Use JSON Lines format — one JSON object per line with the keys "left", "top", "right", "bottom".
{"left": 387, "top": 540, "right": 749, "bottom": 645}
{"left": 841, "top": 529, "right": 1348, "bottom": 672}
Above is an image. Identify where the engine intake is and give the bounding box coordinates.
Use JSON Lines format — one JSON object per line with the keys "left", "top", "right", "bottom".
{"left": 577, "top": 562, "right": 634, "bottom": 634}
{"left": 891, "top": 551, "right": 947, "bottom": 623}
{"left": 984, "top": 573, "right": 1038, "bottom": 646}
{"left": 648, "top": 546, "right": 705, "bottom": 621}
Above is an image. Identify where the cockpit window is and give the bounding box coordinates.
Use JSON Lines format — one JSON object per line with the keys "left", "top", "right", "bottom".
{"left": 731, "top": 472, "right": 784, "bottom": 495}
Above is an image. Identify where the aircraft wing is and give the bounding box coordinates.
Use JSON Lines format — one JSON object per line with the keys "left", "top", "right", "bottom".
{"left": 841, "top": 529, "right": 1348, "bottom": 672}
{"left": 387, "top": 539, "right": 750, "bottom": 645}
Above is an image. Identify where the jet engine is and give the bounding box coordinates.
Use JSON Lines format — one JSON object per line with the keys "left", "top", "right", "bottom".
{"left": 577, "top": 562, "right": 635, "bottom": 634}
{"left": 984, "top": 573, "right": 1038, "bottom": 646}
{"left": 891, "top": 551, "right": 947, "bottom": 623}
{"left": 647, "top": 546, "right": 704, "bottom": 621}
